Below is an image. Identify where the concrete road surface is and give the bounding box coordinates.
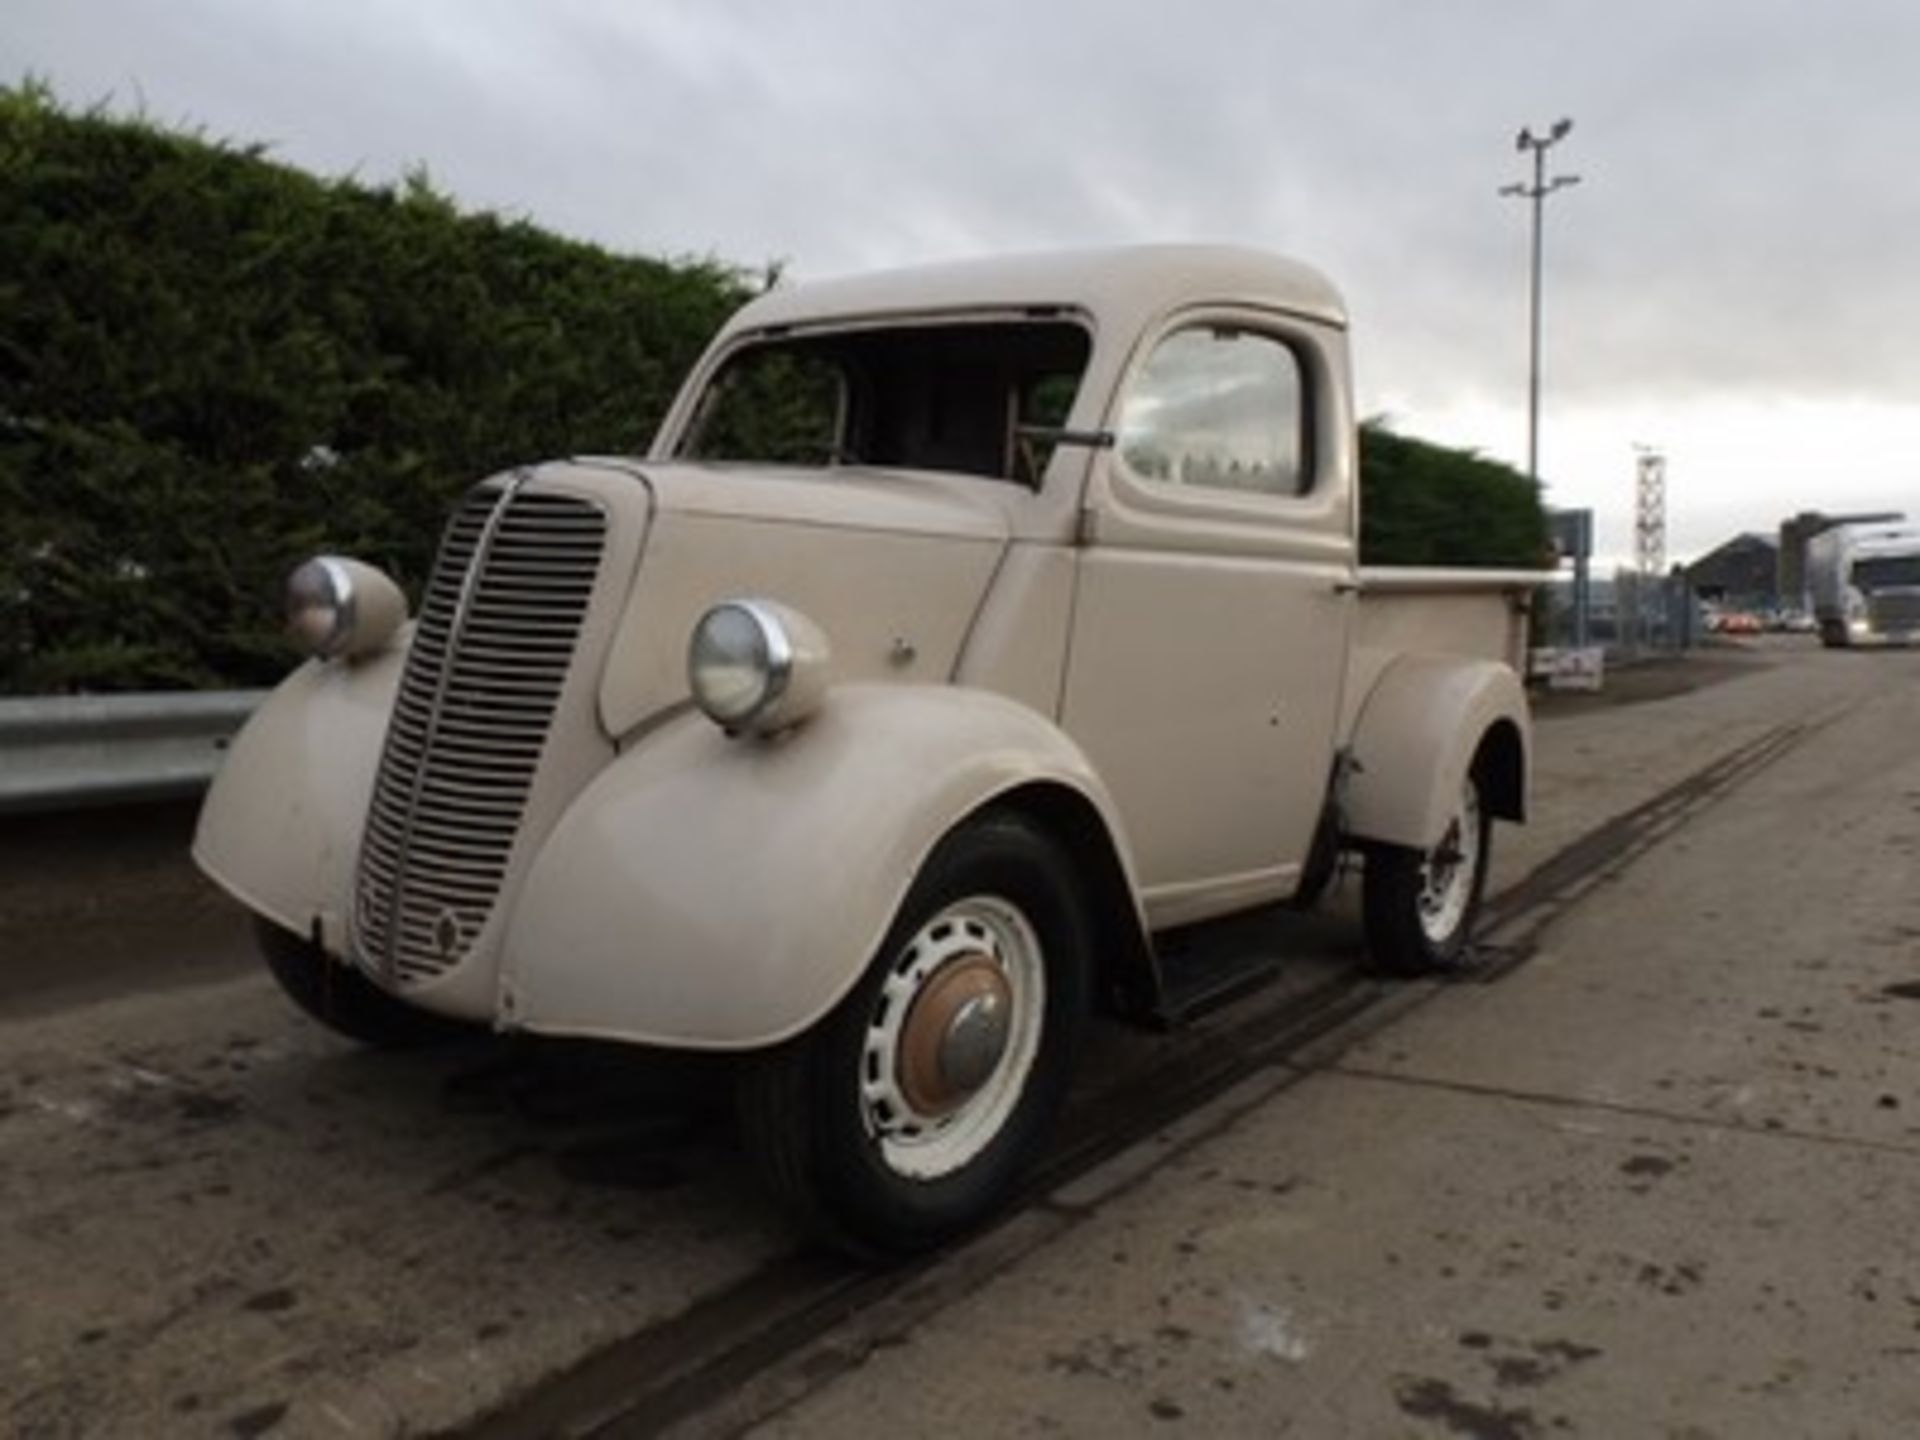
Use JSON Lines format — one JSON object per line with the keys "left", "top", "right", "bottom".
{"left": 3, "top": 638, "right": 1915, "bottom": 1438}
{"left": 755, "top": 644, "right": 1920, "bottom": 1438}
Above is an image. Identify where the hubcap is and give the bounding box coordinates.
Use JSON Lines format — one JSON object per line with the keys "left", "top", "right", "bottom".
{"left": 860, "top": 896, "right": 1046, "bottom": 1180}
{"left": 895, "top": 955, "right": 1012, "bottom": 1116}
{"left": 1417, "top": 777, "right": 1482, "bottom": 944}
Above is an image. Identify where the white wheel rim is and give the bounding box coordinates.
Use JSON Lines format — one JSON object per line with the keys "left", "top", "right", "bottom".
{"left": 859, "top": 895, "right": 1046, "bottom": 1180}
{"left": 1417, "top": 777, "right": 1482, "bottom": 945}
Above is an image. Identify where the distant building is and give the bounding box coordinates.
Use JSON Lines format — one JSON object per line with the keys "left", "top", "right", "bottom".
{"left": 1685, "top": 533, "right": 1778, "bottom": 611}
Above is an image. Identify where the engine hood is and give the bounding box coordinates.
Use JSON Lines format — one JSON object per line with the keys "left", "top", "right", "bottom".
{"left": 593, "top": 461, "right": 1013, "bottom": 737}
{"left": 612, "top": 459, "right": 1018, "bottom": 541}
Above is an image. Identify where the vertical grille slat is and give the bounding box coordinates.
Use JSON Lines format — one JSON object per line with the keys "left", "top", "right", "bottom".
{"left": 353, "top": 483, "right": 606, "bottom": 983}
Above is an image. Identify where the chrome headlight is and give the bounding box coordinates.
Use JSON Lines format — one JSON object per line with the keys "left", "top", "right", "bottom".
{"left": 688, "top": 599, "right": 831, "bottom": 735}
{"left": 286, "top": 555, "right": 408, "bottom": 660}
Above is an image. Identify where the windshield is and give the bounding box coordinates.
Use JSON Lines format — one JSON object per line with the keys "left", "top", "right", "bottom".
{"left": 1854, "top": 553, "right": 1920, "bottom": 590}
{"left": 679, "top": 319, "right": 1090, "bottom": 486}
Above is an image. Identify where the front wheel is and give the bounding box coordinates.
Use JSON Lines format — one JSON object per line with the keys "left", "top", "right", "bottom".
{"left": 737, "top": 811, "right": 1091, "bottom": 1257}
{"left": 1362, "top": 771, "right": 1493, "bottom": 975}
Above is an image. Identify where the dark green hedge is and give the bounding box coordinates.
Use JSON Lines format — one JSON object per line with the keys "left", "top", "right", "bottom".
{"left": 1359, "top": 420, "right": 1548, "bottom": 569}
{"left": 0, "top": 82, "right": 747, "bottom": 692}
{"left": 2, "top": 84, "right": 1545, "bottom": 694}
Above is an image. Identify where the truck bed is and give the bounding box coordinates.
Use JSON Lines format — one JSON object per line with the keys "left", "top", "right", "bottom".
{"left": 1340, "top": 568, "right": 1545, "bottom": 737}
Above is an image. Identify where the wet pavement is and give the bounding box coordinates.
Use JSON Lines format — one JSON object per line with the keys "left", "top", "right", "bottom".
{"left": 0, "top": 800, "right": 251, "bottom": 1021}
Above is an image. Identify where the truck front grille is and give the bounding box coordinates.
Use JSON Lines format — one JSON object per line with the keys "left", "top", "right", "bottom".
{"left": 1867, "top": 590, "right": 1920, "bottom": 632}
{"left": 354, "top": 481, "right": 607, "bottom": 984}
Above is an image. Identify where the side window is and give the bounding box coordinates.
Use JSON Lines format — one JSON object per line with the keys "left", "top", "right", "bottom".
{"left": 1117, "top": 326, "right": 1308, "bottom": 497}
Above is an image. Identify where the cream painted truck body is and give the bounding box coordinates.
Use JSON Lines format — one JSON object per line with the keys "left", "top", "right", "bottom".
{"left": 198, "top": 245, "right": 1543, "bottom": 1052}
{"left": 197, "top": 244, "right": 1536, "bottom": 1053}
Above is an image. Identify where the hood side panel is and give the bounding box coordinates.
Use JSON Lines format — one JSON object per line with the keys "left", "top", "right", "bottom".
{"left": 599, "top": 511, "right": 1004, "bottom": 738}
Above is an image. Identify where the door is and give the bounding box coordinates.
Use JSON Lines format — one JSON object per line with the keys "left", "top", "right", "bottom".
{"left": 1060, "top": 312, "right": 1355, "bottom": 928}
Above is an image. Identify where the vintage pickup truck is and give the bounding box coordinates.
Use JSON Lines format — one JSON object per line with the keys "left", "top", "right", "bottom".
{"left": 196, "top": 245, "right": 1541, "bottom": 1252}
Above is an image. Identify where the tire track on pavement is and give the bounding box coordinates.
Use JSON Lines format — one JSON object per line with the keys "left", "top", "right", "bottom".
{"left": 456, "top": 715, "right": 1839, "bottom": 1440}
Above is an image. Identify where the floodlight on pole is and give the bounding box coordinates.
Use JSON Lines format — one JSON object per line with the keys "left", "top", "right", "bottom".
{"left": 1502, "top": 118, "right": 1580, "bottom": 490}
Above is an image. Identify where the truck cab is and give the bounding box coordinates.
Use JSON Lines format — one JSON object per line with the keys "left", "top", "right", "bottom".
{"left": 1809, "top": 521, "right": 1920, "bottom": 647}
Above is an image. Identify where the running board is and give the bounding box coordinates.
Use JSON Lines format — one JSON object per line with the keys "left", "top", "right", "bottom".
{"left": 1150, "top": 951, "right": 1282, "bottom": 1028}
{"left": 1147, "top": 911, "right": 1291, "bottom": 1028}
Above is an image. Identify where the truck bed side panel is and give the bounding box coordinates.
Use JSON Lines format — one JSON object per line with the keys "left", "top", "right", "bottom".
{"left": 1339, "top": 578, "right": 1534, "bottom": 743}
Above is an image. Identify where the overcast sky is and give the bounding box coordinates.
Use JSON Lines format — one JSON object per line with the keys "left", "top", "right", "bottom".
{"left": 11, "top": 0, "right": 1920, "bottom": 565}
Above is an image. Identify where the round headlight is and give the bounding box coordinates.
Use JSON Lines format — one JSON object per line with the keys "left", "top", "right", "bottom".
{"left": 287, "top": 556, "right": 354, "bottom": 657}
{"left": 688, "top": 599, "right": 830, "bottom": 734}
{"left": 286, "top": 555, "right": 408, "bottom": 660}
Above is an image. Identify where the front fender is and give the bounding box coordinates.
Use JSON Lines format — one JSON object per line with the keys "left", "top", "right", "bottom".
{"left": 191, "top": 648, "right": 405, "bottom": 952}
{"left": 1343, "top": 655, "right": 1529, "bottom": 851}
{"left": 500, "top": 684, "right": 1143, "bottom": 1049}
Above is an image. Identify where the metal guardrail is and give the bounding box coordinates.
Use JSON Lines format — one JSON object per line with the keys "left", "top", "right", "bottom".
{"left": 0, "top": 690, "right": 268, "bottom": 814}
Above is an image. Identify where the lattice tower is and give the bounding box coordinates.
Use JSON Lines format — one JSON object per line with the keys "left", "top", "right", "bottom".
{"left": 1635, "top": 449, "right": 1667, "bottom": 577}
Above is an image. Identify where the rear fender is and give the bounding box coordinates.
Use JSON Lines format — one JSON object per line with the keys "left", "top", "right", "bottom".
{"left": 500, "top": 684, "right": 1150, "bottom": 1049}
{"left": 1343, "top": 655, "right": 1529, "bottom": 851}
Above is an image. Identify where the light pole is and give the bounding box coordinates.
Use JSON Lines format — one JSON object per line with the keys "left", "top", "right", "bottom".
{"left": 1500, "top": 119, "right": 1579, "bottom": 489}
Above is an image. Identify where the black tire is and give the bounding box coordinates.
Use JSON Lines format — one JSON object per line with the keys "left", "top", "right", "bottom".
{"left": 1362, "top": 769, "right": 1493, "bottom": 976}
{"left": 255, "top": 917, "right": 472, "bottom": 1048}
{"left": 1818, "top": 619, "right": 1848, "bottom": 648}
{"left": 737, "top": 810, "right": 1091, "bottom": 1258}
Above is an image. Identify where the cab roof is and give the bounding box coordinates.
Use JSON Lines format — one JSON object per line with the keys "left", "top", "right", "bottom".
{"left": 725, "top": 243, "right": 1349, "bottom": 338}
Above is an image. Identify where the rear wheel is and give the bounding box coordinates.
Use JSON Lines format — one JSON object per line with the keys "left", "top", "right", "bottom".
{"left": 1362, "top": 771, "right": 1492, "bottom": 975}
{"left": 737, "top": 812, "right": 1091, "bottom": 1257}
{"left": 255, "top": 918, "right": 471, "bottom": 1047}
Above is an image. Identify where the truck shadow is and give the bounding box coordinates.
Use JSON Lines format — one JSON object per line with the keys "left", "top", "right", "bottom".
{"left": 104, "top": 887, "right": 1378, "bottom": 1259}
{"left": 431, "top": 1037, "right": 735, "bottom": 1193}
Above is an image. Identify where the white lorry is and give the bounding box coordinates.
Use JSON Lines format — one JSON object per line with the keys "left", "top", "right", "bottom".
{"left": 1809, "top": 520, "right": 1920, "bottom": 647}
{"left": 196, "top": 245, "right": 1544, "bottom": 1252}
